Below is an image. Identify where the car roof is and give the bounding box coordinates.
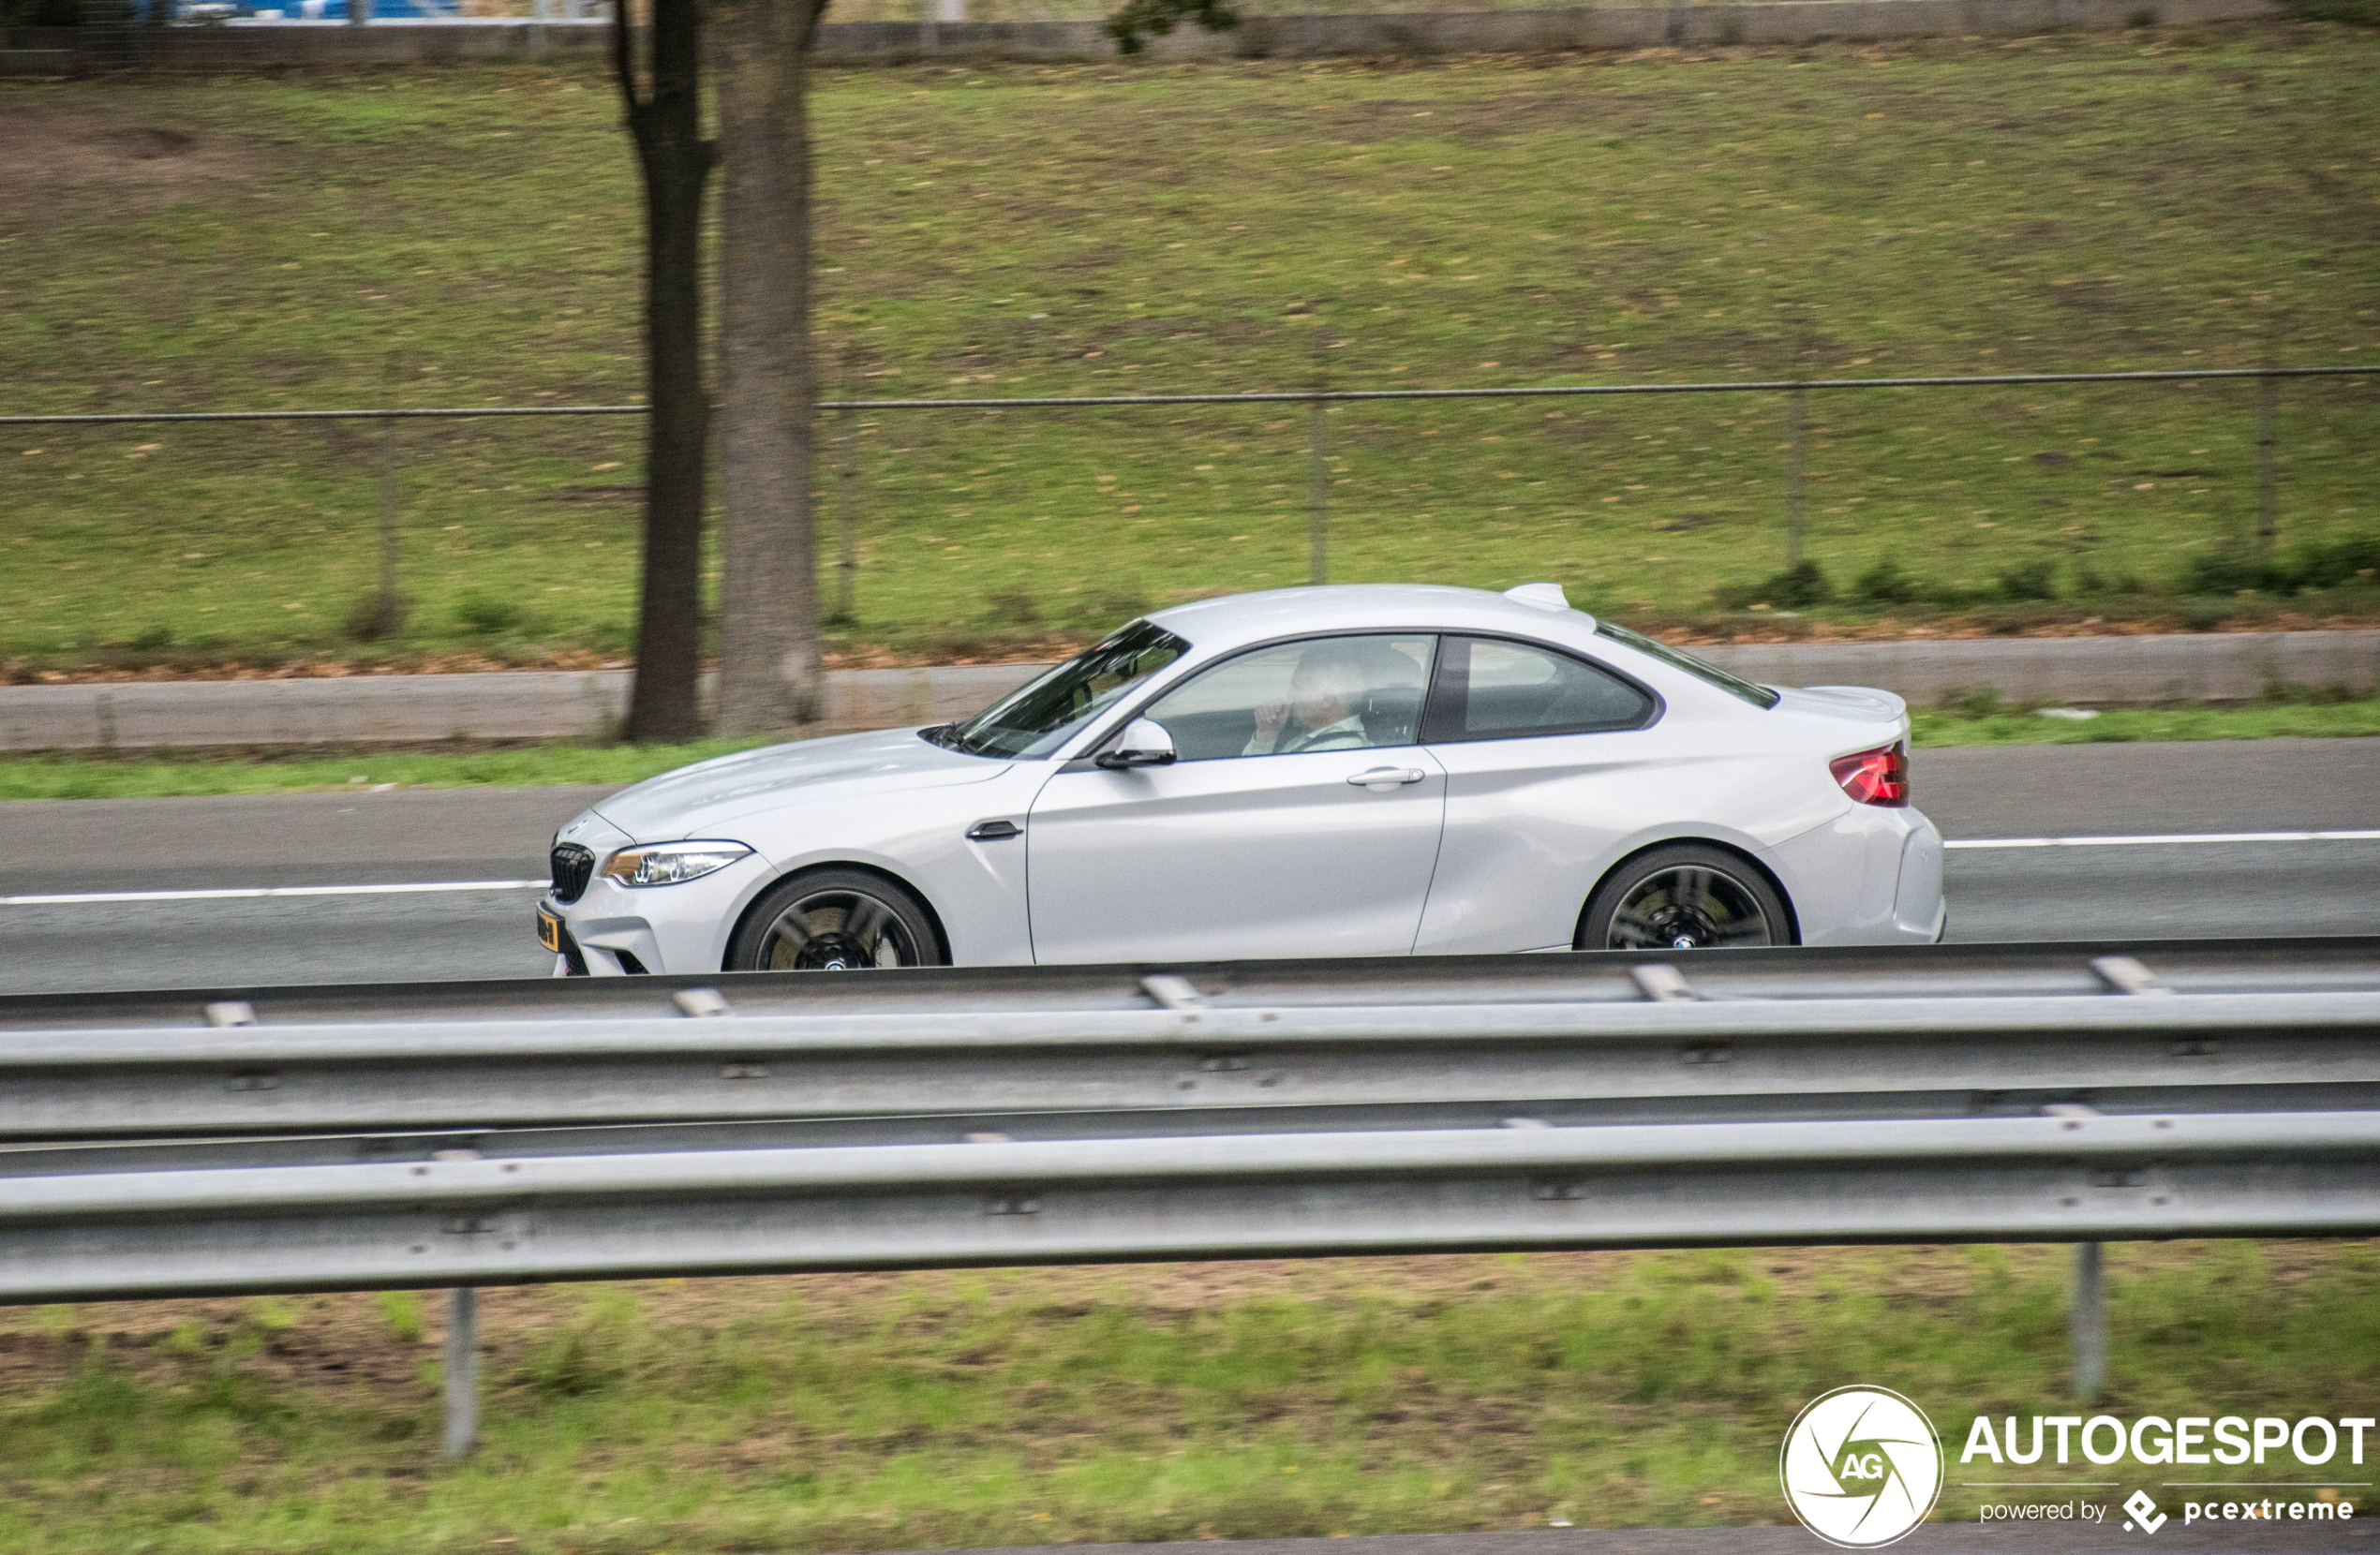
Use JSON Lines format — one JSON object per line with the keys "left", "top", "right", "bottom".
{"left": 1144, "top": 584, "right": 1597, "bottom": 649}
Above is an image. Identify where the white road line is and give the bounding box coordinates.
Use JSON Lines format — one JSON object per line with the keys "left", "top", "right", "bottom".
{"left": 0, "top": 880, "right": 550, "bottom": 907}
{"left": 4, "top": 830, "right": 2376, "bottom": 904}
{"left": 1947, "top": 830, "right": 2380, "bottom": 850}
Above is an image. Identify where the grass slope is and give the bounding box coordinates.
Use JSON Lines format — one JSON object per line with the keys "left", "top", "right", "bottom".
{"left": 2, "top": 1245, "right": 2373, "bottom": 1555}
{"left": 3, "top": 29, "right": 2376, "bottom": 674}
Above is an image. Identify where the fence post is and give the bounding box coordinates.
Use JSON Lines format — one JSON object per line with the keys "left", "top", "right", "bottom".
{"left": 2072, "top": 1242, "right": 2106, "bottom": 1405}
{"left": 376, "top": 372, "right": 402, "bottom": 637}
{"left": 529, "top": 0, "right": 551, "bottom": 61}
{"left": 836, "top": 405, "right": 858, "bottom": 625}
{"left": 2255, "top": 370, "right": 2279, "bottom": 555}
{"left": 918, "top": 0, "right": 937, "bottom": 59}
{"left": 1308, "top": 398, "right": 1329, "bottom": 585}
{"left": 1783, "top": 384, "right": 1807, "bottom": 571}
{"left": 442, "top": 1287, "right": 480, "bottom": 1458}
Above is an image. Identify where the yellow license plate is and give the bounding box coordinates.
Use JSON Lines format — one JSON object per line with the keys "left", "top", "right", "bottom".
{"left": 535, "top": 905, "right": 563, "bottom": 953}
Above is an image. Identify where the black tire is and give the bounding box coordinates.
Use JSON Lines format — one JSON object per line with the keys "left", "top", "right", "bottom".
{"left": 1576, "top": 844, "right": 1793, "bottom": 952}
{"left": 724, "top": 867, "right": 945, "bottom": 972}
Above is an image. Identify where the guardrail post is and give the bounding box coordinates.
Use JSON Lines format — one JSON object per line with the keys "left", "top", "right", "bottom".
{"left": 1783, "top": 384, "right": 1807, "bottom": 571}
{"left": 442, "top": 1286, "right": 480, "bottom": 1458}
{"left": 1308, "top": 397, "right": 1329, "bottom": 585}
{"left": 836, "top": 404, "right": 858, "bottom": 624}
{"left": 2255, "top": 370, "right": 2279, "bottom": 554}
{"left": 2071, "top": 1242, "right": 2105, "bottom": 1404}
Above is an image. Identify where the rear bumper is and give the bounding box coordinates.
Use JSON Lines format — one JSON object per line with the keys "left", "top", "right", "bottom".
{"left": 1894, "top": 823, "right": 1949, "bottom": 943}
{"left": 1766, "top": 803, "right": 1944, "bottom": 946}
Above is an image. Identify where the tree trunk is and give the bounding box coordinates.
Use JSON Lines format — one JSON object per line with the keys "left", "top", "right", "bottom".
{"left": 617, "top": 0, "right": 715, "bottom": 745}
{"left": 709, "top": 0, "right": 828, "bottom": 733}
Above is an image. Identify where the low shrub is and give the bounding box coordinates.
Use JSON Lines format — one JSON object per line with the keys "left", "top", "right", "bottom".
{"left": 2279, "top": 0, "right": 2379, "bottom": 22}
{"left": 344, "top": 591, "right": 412, "bottom": 643}
{"left": 1713, "top": 559, "right": 1831, "bottom": 611}
{"left": 1997, "top": 557, "right": 2060, "bottom": 602}
{"left": 453, "top": 590, "right": 525, "bottom": 635}
{"left": 1850, "top": 556, "right": 1922, "bottom": 605}
{"left": 2184, "top": 534, "right": 2380, "bottom": 597}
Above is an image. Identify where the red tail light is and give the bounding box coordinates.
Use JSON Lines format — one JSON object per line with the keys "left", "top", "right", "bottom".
{"left": 1830, "top": 741, "right": 1910, "bottom": 807}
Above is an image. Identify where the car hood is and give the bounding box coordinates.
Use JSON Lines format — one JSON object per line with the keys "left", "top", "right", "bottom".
{"left": 592, "top": 727, "right": 1012, "bottom": 841}
{"left": 1772, "top": 684, "right": 1908, "bottom": 724}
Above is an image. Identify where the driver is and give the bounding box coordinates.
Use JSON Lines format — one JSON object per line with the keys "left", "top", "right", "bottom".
{"left": 1244, "top": 642, "right": 1373, "bottom": 756}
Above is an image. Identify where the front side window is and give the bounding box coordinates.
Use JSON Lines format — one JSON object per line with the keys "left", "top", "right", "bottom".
{"left": 1142, "top": 634, "right": 1437, "bottom": 762}
{"left": 937, "top": 620, "right": 1189, "bottom": 759}
{"left": 1421, "top": 635, "right": 1654, "bottom": 743}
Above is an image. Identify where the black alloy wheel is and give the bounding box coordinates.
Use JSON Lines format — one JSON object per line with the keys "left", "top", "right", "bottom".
{"left": 1576, "top": 843, "right": 1792, "bottom": 951}
{"left": 726, "top": 868, "right": 942, "bottom": 972}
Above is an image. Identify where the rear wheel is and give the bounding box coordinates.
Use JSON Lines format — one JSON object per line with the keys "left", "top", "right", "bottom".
{"left": 725, "top": 868, "right": 943, "bottom": 972}
{"left": 1577, "top": 844, "right": 1792, "bottom": 951}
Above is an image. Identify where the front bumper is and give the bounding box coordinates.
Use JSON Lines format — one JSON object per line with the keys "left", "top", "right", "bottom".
{"left": 542, "top": 849, "right": 777, "bottom": 976}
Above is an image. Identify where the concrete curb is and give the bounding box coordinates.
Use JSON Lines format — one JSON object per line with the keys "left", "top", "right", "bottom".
{"left": 0, "top": 0, "right": 2284, "bottom": 75}
{"left": 1706, "top": 629, "right": 2380, "bottom": 707}
{"left": 3, "top": 631, "right": 2373, "bottom": 752}
{"left": 0, "top": 664, "right": 1041, "bottom": 753}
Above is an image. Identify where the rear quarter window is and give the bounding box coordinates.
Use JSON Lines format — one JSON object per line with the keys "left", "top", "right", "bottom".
{"left": 1594, "top": 620, "right": 1780, "bottom": 710}
{"left": 1421, "top": 636, "right": 1657, "bottom": 743}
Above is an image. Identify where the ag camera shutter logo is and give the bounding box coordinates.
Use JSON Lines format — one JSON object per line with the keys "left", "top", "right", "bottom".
{"left": 1780, "top": 1385, "right": 1945, "bottom": 1548}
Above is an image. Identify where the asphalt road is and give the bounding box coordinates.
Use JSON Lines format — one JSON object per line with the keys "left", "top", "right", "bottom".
{"left": 3, "top": 739, "right": 2373, "bottom": 997}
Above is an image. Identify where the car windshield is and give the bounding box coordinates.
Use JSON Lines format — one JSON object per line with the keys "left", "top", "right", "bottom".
{"left": 1595, "top": 620, "right": 1780, "bottom": 709}
{"left": 931, "top": 619, "right": 1191, "bottom": 759}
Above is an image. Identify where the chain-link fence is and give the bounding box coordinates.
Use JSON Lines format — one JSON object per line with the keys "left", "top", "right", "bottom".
{"left": 5, "top": 363, "right": 2373, "bottom": 670}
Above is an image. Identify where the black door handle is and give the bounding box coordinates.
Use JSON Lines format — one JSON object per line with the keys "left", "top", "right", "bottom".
{"left": 967, "top": 819, "right": 1022, "bottom": 841}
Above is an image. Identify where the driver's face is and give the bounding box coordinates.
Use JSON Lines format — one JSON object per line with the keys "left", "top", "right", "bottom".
{"left": 1287, "top": 663, "right": 1348, "bottom": 731}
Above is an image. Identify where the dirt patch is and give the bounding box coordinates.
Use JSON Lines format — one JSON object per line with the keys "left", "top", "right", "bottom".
{"left": 543, "top": 483, "right": 647, "bottom": 504}
{"left": 8, "top": 609, "right": 2380, "bottom": 687}
{"left": 4, "top": 1241, "right": 2363, "bottom": 1401}
{"left": 0, "top": 99, "right": 273, "bottom": 233}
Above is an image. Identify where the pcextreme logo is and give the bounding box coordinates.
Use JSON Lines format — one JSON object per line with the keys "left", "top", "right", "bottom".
{"left": 1781, "top": 1385, "right": 1947, "bottom": 1548}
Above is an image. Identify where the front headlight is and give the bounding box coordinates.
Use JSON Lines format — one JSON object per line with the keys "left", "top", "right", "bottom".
{"left": 600, "top": 841, "right": 754, "bottom": 888}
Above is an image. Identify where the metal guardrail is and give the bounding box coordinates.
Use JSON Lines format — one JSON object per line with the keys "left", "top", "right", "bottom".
{"left": 5, "top": 937, "right": 2374, "bottom": 1449}
{"left": 6, "top": 990, "right": 2378, "bottom": 1137}
{"left": 3, "top": 940, "right": 2375, "bottom": 1139}
{"left": 8, "top": 935, "right": 2377, "bottom": 1027}
{"left": 5, "top": 1111, "right": 2375, "bottom": 1305}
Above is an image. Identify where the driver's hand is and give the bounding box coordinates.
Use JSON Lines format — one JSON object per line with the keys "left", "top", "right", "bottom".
{"left": 1253, "top": 698, "right": 1287, "bottom": 740}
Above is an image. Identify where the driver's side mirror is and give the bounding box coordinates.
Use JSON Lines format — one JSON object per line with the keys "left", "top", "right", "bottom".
{"left": 1094, "top": 718, "right": 1177, "bottom": 770}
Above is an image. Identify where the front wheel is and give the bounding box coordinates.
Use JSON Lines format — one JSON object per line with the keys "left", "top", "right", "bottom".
{"left": 1576, "top": 844, "right": 1792, "bottom": 952}
{"left": 725, "top": 868, "right": 944, "bottom": 972}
